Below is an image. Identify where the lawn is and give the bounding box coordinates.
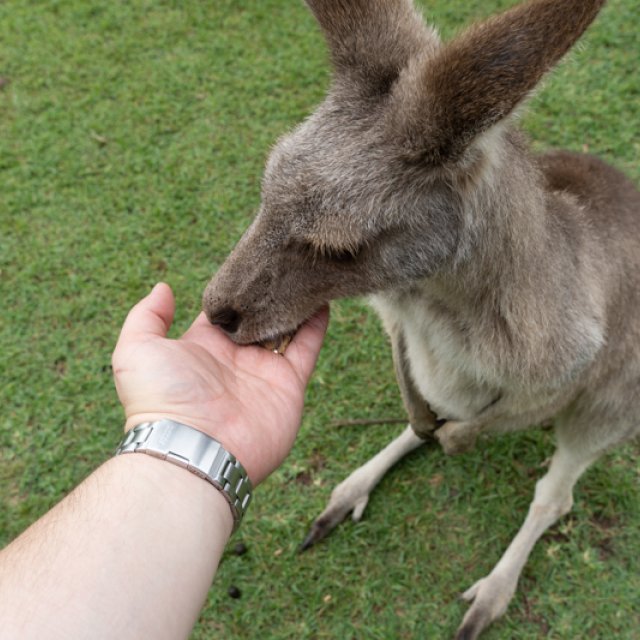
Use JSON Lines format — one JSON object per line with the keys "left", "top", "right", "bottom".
{"left": 1, "top": 1, "right": 639, "bottom": 638}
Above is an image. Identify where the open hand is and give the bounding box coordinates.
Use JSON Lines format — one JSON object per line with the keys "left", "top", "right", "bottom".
{"left": 112, "top": 283, "right": 328, "bottom": 484}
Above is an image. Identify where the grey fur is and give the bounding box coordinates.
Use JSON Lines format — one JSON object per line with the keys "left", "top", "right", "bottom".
{"left": 203, "top": 1, "right": 639, "bottom": 637}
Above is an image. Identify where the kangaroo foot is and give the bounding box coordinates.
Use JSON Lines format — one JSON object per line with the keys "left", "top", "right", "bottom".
{"left": 300, "top": 426, "right": 425, "bottom": 551}
{"left": 454, "top": 571, "right": 516, "bottom": 640}
{"left": 300, "top": 468, "right": 372, "bottom": 551}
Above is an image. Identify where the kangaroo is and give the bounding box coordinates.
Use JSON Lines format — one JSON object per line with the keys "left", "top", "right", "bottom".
{"left": 203, "top": 1, "right": 640, "bottom": 638}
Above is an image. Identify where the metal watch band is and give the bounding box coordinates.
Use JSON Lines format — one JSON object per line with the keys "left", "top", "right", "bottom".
{"left": 115, "top": 419, "right": 252, "bottom": 532}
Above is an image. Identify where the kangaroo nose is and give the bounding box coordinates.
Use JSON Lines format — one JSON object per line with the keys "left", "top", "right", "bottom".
{"left": 209, "top": 307, "right": 241, "bottom": 334}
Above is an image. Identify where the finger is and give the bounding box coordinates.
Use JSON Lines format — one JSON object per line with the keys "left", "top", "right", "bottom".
{"left": 285, "top": 305, "right": 329, "bottom": 384}
{"left": 118, "top": 283, "right": 176, "bottom": 343}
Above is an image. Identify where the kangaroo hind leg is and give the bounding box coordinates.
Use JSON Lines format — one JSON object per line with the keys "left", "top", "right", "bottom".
{"left": 455, "top": 439, "right": 599, "bottom": 640}
{"left": 300, "top": 425, "right": 425, "bottom": 550}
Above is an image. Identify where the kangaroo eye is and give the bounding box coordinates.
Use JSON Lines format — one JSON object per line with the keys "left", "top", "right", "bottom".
{"left": 320, "top": 247, "right": 361, "bottom": 264}
{"left": 322, "top": 245, "right": 360, "bottom": 263}
{"left": 295, "top": 239, "right": 361, "bottom": 263}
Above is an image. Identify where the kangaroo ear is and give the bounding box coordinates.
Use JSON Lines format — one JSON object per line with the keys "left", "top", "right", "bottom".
{"left": 389, "top": 0, "right": 606, "bottom": 164}
{"left": 305, "top": 0, "right": 440, "bottom": 94}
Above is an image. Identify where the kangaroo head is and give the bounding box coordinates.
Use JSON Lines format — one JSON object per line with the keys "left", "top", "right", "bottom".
{"left": 203, "top": 0, "right": 605, "bottom": 344}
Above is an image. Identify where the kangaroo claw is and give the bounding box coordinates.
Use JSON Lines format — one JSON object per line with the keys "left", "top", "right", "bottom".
{"left": 299, "top": 501, "right": 355, "bottom": 552}
{"left": 299, "top": 518, "right": 332, "bottom": 552}
{"left": 299, "top": 479, "right": 374, "bottom": 552}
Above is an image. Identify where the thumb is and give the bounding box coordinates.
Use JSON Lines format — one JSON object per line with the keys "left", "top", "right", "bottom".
{"left": 117, "top": 283, "right": 176, "bottom": 344}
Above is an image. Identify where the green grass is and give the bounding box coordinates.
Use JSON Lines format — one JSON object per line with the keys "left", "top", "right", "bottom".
{"left": 1, "top": 1, "right": 639, "bottom": 638}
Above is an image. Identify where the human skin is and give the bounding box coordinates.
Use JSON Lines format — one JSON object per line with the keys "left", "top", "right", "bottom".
{"left": 0, "top": 283, "right": 328, "bottom": 640}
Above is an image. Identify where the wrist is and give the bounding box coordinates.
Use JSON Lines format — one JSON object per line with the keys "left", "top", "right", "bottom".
{"left": 116, "top": 419, "right": 252, "bottom": 532}
{"left": 124, "top": 413, "right": 234, "bottom": 455}
{"left": 124, "top": 413, "right": 218, "bottom": 437}
{"left": 123, "top": 412, "right": 257, "bottom": 482}
{"left": 110, "top": 452, "right": 235, "bottom": 538}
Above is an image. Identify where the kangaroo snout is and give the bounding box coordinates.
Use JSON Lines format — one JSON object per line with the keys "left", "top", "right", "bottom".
{"left": 202, "top": 223, "right": 282, "bottom": 344}
{"left": 202, "top": 243, "right": 311, "bottom": 346}
{"left": 207, "top": 306, "right": 242, "bottom": 335}
{"left": 202, "top": 273, "right": 255, "bottom": 343}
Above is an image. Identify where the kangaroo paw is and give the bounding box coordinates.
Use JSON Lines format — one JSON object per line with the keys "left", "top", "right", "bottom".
{"left": 454, "top": 572, "right": 516, "bottom": 640}
{"left": 435, "top": 421, "right": 478, "bottom": 455}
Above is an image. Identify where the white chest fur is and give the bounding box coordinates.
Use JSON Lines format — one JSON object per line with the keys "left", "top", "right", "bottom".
{"left": 371, "top": 292, "right": 498, "bottom": 422}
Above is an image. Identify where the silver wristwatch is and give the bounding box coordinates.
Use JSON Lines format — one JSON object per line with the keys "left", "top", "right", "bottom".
{"left": 115, "top": 419, "right": 252, "bottom": 532}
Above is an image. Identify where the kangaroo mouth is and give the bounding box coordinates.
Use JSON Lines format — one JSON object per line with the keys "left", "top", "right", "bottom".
{"left": 253, "top": 303, "right": 327, "bottom": 354}
{"left": 257, "top": 330, "right": 296, "bottom": 355}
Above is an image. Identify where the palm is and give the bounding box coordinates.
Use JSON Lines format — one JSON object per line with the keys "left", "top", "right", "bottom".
{"left": 112, "top": 286, "right": 327, "bottom": 485}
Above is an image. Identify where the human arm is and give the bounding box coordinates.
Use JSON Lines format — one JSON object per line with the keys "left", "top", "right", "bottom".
{"left": 0, "top": 283, "right": 328, "bottom": 640}
{"left": 0, "top": 454, "right": 232, "bottom": 640}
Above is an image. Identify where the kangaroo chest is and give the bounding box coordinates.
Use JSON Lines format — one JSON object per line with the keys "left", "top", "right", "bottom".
{"left": 371, "top": 293, "right": 499, "bottom": 423}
